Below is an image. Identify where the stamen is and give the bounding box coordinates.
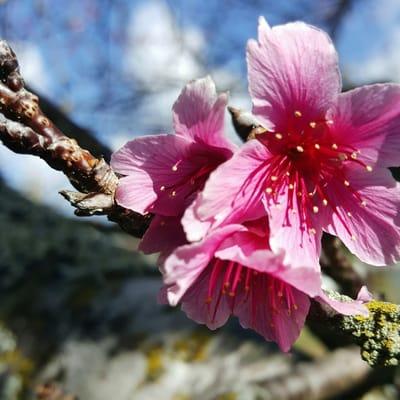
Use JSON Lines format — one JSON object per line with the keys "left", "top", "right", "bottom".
{"left": 314, "top": 144, "right": 320, "bottom": 150}
{"left": 275, "top": 133, "right": 283, "bottom": 140}
{"left": 171, "top": 190, "right": 176, "bottom": 197}
{"left": 312, "top": 206, "right": 319, "bottom": 214}
{"left": 172, "top": 165, "right": 178, "bottom": 171}
{"left": 351, "top": 152, "right": 358, "bottom": 159}
{"left": 271, "top": 176, "right": 278, "bottom": 181}
{"left": 309, "top": 121, "right": 317, "bottom": 128}
{"left": 322, "top": 199, "right": 328, "bottom": 206}
{"left": 296, "top": 145, "right": 304, "bottom": 153}
{"left": 361, "top": 200, "right": 367, "bottom": 207}
{"left": 266, "top": 187, "right": 273, "bottom": 194}
{"left": 326, "top": 119, "right": 334, "bottom": 125}
{"left": 309, "top": 228, "right": 316, "bottom": 235}
{"left": 366, "top": 165, "right": 373, "bottom": 172}
{"left": 344, "top": 180, "right": 350, "bottom": 187}
{"left": 160, "top": 185, "right": 165, "bottom": 191}
{"left": 347, "top": 212, "right": 352, "bottom": 217}
{"left": 332, "top": 143, "right": 338, "bottom": 150}
{"left": 294, "top": 110, "right": 302, "bottom": 118}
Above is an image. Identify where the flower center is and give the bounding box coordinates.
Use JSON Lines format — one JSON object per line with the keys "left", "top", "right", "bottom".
{"left": 257, "top": 111, "right": 372, "bottom": 237}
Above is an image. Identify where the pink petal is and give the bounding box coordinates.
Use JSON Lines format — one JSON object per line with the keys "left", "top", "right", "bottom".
{"left": 356, "top": 286, "right": 373, "bottom": 303}
{"left": 266, "top": 188, "right": 323, "bottom": 269}
{"left": 317, "top": 292, "right": 368, "bottom": 317}
{"left": 182, "top": 197, "right": 212, "bottom": 242}
{"left": 331, "top": 83, "right": 400, "bottom": 168}
{"left": 234, "top": 278, "right": 310, "bottom": 352}
{"left": 215, "top": 231, "right": 322, "bottom": 298}
{"left": 115, "top": 174, "right": 157, "bottom": 215}
{"left": 188, "top": 140, "right": 270, "bottom": 237}
{"left": 139, "top": 215, "right": 186, "bottom": 256}
{"left": 180, "top": 264, "right": 232, "bottom": 330}
{"left": 173, "top": 76, "right": 236, "bottom": 152}
{"left": 324, "top": 166, "right": 400, "bottom": 266}
{"left": 247, "top": 17, "right": 341, "bottom": 129}
{"left": 163, "top": 224, "right": 244, "bottom": 306}
{"left": 111, "top": 134, "right": 218, "bottom": 216}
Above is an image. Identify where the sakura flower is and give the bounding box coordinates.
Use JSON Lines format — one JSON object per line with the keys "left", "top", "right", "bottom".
{"left": 163, "top": 217, "right": 367, "bottom": 351}
{"left": 186, "top": 18, "right": 400, "bottom": 267}
{"left": 111, "top": 76, "right": 237, "bottom": 255}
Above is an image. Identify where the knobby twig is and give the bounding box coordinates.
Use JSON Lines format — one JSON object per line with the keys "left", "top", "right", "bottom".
{"left": 0, "top": 40, "right": 150, "bottom": 237}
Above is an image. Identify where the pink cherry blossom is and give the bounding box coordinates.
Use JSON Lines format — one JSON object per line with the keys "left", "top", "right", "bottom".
{"left": 111, "top": 76, "right": 237, "bottom": 255}
{"left": 162, "top": 217, "right": 367, "bottom": 351}
{"left": 185, "top": 17, "right": 400, "bottom": 267}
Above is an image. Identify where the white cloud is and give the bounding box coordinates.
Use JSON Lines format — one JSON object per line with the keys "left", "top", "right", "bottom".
{"left": 124, "top": 0, "right": 205, "bottom": 89}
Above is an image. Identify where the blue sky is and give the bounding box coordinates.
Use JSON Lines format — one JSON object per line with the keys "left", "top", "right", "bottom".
{"left": 0, "top": 0, "right": 400, "bottom": 211}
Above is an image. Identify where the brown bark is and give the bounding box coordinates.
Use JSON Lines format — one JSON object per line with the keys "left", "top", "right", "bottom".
{"left": 0, "top": 40, "right": 150, "bottom": 237}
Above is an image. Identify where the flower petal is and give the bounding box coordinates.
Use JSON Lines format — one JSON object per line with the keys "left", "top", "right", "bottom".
{"left": 112, "top": 134, "right": 222, "bottom": 216}
{"left": 247, "top": 17, "right": 341, "bottom": 128}
{"left": 266, "top": 188, "right": 323, "bottom": 269}
{"left": 324, "top": 166, "right": 400, "bottom": 266}
{"left": 139, "top": 215, "right": 186, "bottom": 256}
{"left": 317, "top": 292, "right": 368, "bottom": 317}
{"left": 234, "top": 278, "right": 310, "bottom": 352}
{"left": 173, "top": 76, "right": 236, "bottom": 152}
{"left": 188, "top": 140, "right": 270, "bottom": 238}
{"left": 180, "top": 264, "right": 232, "bottom": 330}
{"left": 115, "top": 174, "right": 157, "bottom": 214}
{"left": 163, "top": 224, "right": 244, "bottom": 306}
{"left": 331, "top": 83, "right": 400, "bottom": 168}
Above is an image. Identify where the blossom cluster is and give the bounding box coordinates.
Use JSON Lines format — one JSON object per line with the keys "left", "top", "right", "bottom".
{"left": 111, "top": 18, "right": 400, "bottom": 351}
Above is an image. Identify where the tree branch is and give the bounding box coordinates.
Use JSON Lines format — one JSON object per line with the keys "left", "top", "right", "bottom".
{"left": 0, "top": 40, "right": 150, "bottom": 237}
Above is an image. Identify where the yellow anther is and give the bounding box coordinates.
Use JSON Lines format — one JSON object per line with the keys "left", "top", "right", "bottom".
{"left": 309, "top": 228, "right": 316, "bottom": 235}
{"left": 286, "top": 171, "right": 291, "bottom": 176}
{"left": 309, "top": 121, "right": 317, "bottom": 128}
{"left": 313, "top": 206, "right": 319, "bottom": 214}
{"left": 347, "top": 212, "right": 352, "bottom": 217}
{"left": 289, "top": 184, "right": 294, "bottom": 190}
{"left": 266, "top": 187, "right": 273, "bottom": 194}
{"left": 332, "top": 143, "right": 338, "bottom": 150}
{"left": 366, "top": 165, "right": 373, "bottom": 172}
{"left": 275, "top": 133, "right": 283, "bottom": 140}
{"left": 172, "top": 165, "right": 178, "bottom": 171}
{"left": 344, "top": 180, "right": 350, "bottom": 187}
{"left": 361, "top": 200, "right": 367, "bottom": 207}
{"left": 351, "top": 152, "right": 358, "bottom": 159}
{"left": 326, "top": 119, "right": 334, "bottom": 125}
{"left": 294, "top": 110, "right": 302, "bottom": 118}
{"left": 160, "top": 185, "right": 165, "bottom": 191}
{"left": 171, "top": 190, "right": 176, "bottom": 197}
{"left": 314, "top": 143, "right": 320, "bottom": 150}
{"left": 271, "top": 176, "right": 278, "bottom": 181}
{"left": 296, "top": 145, "right": 304, "bottom": 153}
{"left": 322, "top": 199, "right": 328, "bottom": 206}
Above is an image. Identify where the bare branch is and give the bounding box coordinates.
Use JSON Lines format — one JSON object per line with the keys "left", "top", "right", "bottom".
{"left": 0, "top": 40, "right": 150, "bottom": 237}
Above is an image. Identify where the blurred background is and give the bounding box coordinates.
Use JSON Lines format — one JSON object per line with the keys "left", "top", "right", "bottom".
{"left": 0, "top": 0, "right": 400, "bottom": 399}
